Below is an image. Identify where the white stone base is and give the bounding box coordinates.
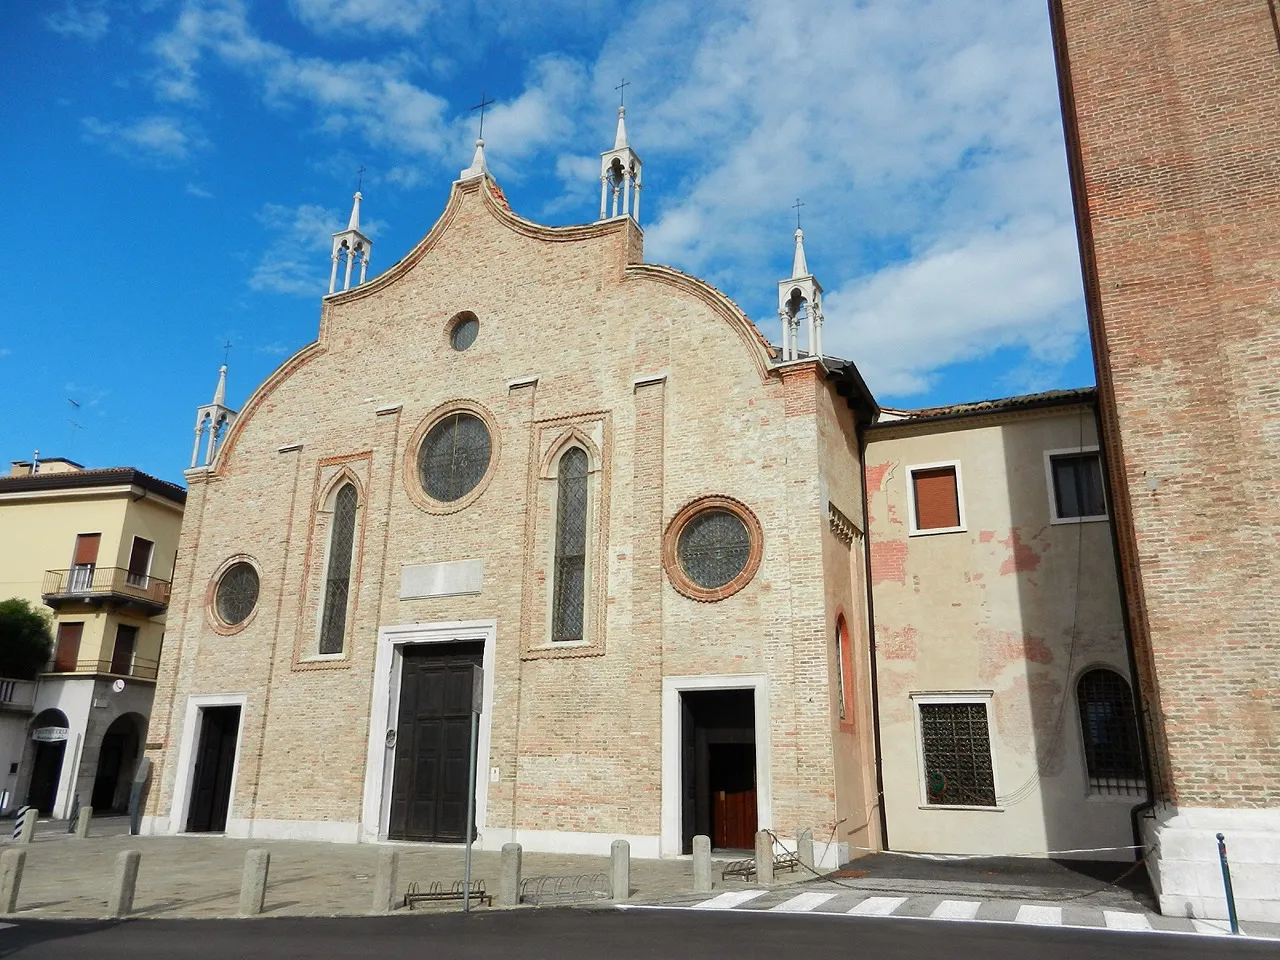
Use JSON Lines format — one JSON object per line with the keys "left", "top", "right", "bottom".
{"left": 1145, "top": 806, "right": 1280, "bottom": 923}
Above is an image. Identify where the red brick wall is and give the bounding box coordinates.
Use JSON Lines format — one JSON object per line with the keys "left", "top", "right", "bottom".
{"left": 1050, "top": 0, "right": 1280, "bottom": 808}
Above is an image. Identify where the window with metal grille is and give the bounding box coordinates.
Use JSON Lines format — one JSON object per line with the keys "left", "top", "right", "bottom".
{"left": 319, "top": 483, "right": 358, "bottom": 655}
{"left": 677, "top": 509, "right": 750, "bottom": 589}
{"left": 551, "top": 448, "right": 588, "bottom": 642}
{"left": 1051, "top": 452, "right": 1107, "bottom": 519}
{"left": 418, "top": 412, "right": 492, "bottom": 503}
{"left": 1076, "top": 669, "right": 1144, "bottom": 796}
{"left": 216, "top": 562, "right": 259, "bottom": 626}
{"left": 450, "top": 312, "right": 479, "bottom": 351}
{"left": 911, "top": 465, "right": 961, "bottom": 531}
{"left": 919, "top": 701, "right": 997, "bottom": 806}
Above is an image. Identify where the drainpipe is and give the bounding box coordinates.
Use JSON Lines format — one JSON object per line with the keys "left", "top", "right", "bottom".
{"left": 859, "top": 430, "right": 890, "bottom": 852}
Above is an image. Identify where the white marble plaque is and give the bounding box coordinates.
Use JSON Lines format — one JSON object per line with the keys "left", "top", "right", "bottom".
{"left": 399, "top": 559, "right": 484, "bottom": 599}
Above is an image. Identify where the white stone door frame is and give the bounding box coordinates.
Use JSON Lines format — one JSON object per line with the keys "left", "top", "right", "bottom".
{"left": 169, "top": 693, "right": 249, "bottom": 835}
{"left": 660, "top": 674, "right": 772, "bottom": 858}
{"left": 360, "top": 619, "right": 497, "bottom": 843}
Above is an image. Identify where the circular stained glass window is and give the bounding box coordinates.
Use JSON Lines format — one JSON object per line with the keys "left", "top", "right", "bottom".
{"left": 450, "top": 313, "right": 479, "bottom": 351}
{"left": 215, "top": 562, "right": 260, "bottom": 626}
{"left": 418, "top": 412, "right": 492, "bottom": 502}
{"left": 677, "top": 509, "right": 751, "bottom": 590}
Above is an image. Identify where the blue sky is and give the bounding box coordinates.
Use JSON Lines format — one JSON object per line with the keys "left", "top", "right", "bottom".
{"left": 1, "top": 0, "right": 1093, "bottom": 485}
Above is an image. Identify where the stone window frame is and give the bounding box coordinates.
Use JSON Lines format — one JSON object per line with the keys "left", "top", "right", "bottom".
{"left": 1073, "top": 664, "right": 1146, "bottom": 801}
{"left": 1043, "top": 446, "right": 1109, "bottom": 524}
{"left": 910, "top": 691, "right": 1003, "bottom": 811}
{"left": 520, "top": 413, "right": 611, "bottom": 661}
{"left": 662, "top": 495, "right": 763, "bottom": 603}
{"left": 835, "top": 614, "right": 852, "bottom": 723}
{"left": 206, "top": 554, "right": 264, "bottom": 637}
{"left": 905, "top": 460, "right": 967, "bottom": 537}
{"left": 293, "top": 454, "right": 371, "bottom": 671}
{"left": 446, "top": 310, "right": 480, "bottom": 352}
{"left": 402, "top": 399, "right": 501, "bottom": 516}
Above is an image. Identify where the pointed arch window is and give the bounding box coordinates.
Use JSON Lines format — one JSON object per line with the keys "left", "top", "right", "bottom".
{"left": 551, "top": 447, "right": 589, "bottom": 642}
{"left": 1076, "top": 668, "right": 1144, "bottom": 796}
{"left": 319, "top": 482, "right": 358, "bottom": 655}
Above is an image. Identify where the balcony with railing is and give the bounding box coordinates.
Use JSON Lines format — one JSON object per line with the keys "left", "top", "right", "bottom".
{"left": 0, "top": 679, "right": 36, "bottom": 712}
{"left": 42, "top": 566, "right": 171, "bottom": 615}
{"left": 46, "top": 656, "right": 160, "bottom": 682}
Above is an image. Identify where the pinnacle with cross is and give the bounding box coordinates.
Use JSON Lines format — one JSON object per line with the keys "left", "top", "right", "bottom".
{"left": 792, "top": 198, "right": 805, "bottom": 230}
{"left": 356, "top": 165, "right": 366, "bottom": 192}
{"left": 471, "top": 91, "right": 496, "bottom": 140}
{"left": 616, "top": 77, "right": 631, "bottom": 107}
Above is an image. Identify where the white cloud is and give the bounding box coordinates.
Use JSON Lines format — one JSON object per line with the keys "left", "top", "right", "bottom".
{"left": 289, "top": 0, "right": 439, "bottom": 35}
{"left": 81, "top": 115, "right": 206, "bottom": 164}
{"left": 248, "top": 201, "right": 378, "bottom": 297}
{"left": 46, "top": 2, "right": 109, "bottom": 41}
{"left": 186, "top": 183, "right": 214, "bottom": 198}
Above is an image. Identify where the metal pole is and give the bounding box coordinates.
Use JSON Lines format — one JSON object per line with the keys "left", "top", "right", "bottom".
{"left": 1216, "top": 832, "right": 1239, "bottom": 934}
{"left": 463, "top": 710, "right": 479, "bottom": 914}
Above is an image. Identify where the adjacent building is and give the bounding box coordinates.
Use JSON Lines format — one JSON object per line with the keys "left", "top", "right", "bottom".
{"left": 0, "top": 458, "right": 185, "bottom": 817}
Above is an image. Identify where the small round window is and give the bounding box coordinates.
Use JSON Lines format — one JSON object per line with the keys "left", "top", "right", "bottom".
{"left": 215, "top": 562, "right": 260, "bottom": 626}
{"left": 449, "top": 313, "right": 479, "bottom": 351}
{"left": 418, "top": 412, "right": 492, "bottom": 502}
{"left": 678, "top": 509, "right": 751, "bottom": 589}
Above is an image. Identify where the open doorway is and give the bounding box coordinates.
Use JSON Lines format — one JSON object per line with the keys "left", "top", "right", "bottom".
{"left": 28, "top": 709, "right": 70, "bottom": 815}
{"left": 681, "top": 689, "right": 757, "bottom": 853}
{"left": 186, "top": 705, "right": 240, "bottom": 832}
{"left": 92, "top": 713, "right": 145, "bottom": 813}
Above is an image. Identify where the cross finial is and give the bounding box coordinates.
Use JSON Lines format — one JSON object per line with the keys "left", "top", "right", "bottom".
{"left": 223, "top": 340, "right": 232, "bottom": 365}
{"left": 615, "top": 77, "right": 631, "bottom": 107}
{"left": 356, "top": 165, "right": 366, "bottom": 191}
{"left": 471, "top": 91, "right": 496, "bottom": 139}
{"left": 792, "top": 198, "right": 805, "bottom": 230}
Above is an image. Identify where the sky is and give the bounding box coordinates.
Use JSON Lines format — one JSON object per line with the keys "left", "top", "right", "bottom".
{"left": 0, "top": 0, "right": 1094, "bottom": 486}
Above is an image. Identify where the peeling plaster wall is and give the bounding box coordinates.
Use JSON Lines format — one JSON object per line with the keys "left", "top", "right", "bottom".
{"left": 865, "top": 406, "right": 1135, "bottom": 859}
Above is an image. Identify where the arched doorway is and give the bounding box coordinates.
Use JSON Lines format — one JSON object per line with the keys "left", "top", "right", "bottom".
{"left": 28, "top": 709, "right": 70, "bottom": 815}
{"left": 92, "top": 713, "right": 145, "bottom": 813}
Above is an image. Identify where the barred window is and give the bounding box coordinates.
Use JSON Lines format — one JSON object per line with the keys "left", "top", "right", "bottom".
{"left": 418, "top": 412, "right": 492, "bottom": 503}
{"left": 677, "top": 509, "right": 750, "bottom": 590}
{"left": 1077, "top": 669, "right": 1144, "bottom": 795}
{"left": 551, "top": 448, "right": 588, "bottom": 642}
{"left": 1051, "top": 452, "right": 1107, "bottom": 519}
{"left": 919, "top": 701, "right": 997, "bottom": 806}
{"left": 215, "top": 562, "right": 259, "bottom": 626}
{"left": 319, "top": 483, "right": 358, "bottom": 655}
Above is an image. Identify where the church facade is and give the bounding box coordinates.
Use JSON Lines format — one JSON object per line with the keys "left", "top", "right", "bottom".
{"left": 142, "top": 112, "right": 1141, "bottom": 867}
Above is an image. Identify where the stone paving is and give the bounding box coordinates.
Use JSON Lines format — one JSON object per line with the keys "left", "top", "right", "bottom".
{"left": 1, "top": 818, "right": 777, "bottom": 919}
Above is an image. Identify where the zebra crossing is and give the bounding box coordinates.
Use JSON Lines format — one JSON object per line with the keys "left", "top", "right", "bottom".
{"left": 630, "top": 886, "right": 1280, "bottom": 940}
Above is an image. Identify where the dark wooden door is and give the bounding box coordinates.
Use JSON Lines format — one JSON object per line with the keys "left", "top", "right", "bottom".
{"left": 711, "top": 743, "right": 758, "bottom": 849}
{"left": 28, "top": 740, "right": 65, "bottom": 815}
{"left": 186, "top": 706, "right": 240, "bottom": 832}
{"left": 110, "top": 625, "right": 137, "bottom": 675}
{"left": 388, "top": 644, "right": 481, "bottom": 842}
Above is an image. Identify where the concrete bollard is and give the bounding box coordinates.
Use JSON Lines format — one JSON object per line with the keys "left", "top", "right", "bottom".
{"left": 0, "top": 849, "right": 26, "bottom": 913}
{"left": 238, "top": 849, "right": 271, "bottom": 917}
{"left": 498, "top": 843, "right": 522, "bottom": 906}
{"left": 372, "top": 848, "right": 399, "bottom": 915}
{"left": 16, "top": 809, "right": 37, "bottom": 845}
{"left": 693, "top": 835, "right": 713, "bottom": 893}
{"left": 754, "top": 830, "right": 774, "bottom": 886}
{"left": 108, "top": 850, "right": 141, "bottom": 918}
{"left": 75, "top": 806, "right": 94, "bottom": 840}
{"left": 610, "top": 839, "right": 631, "bottom": 902}
{"left": 797, "top": 828, "right": 815, "bottom": 873}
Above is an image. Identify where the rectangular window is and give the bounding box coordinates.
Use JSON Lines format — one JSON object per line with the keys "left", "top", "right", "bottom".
{"left": 70, "top": 533, "right": 101, "bottom": 591}
{"left": 111, "top": 624, "right": 138, "bottom": 675}
{"left": 53, "top": 622, "right": 84, "bottom": 673}
{"left": 126, "top": 537, "right": 154, "bottom": 587}
{"left": 1048, "top": 450, "right": 1107, "bottom": 521}
{"left": 909, "top": 464, "right": 963, "bottom": 534}
{"left": 918, "top": 700, "right": 997, "bottom": 806}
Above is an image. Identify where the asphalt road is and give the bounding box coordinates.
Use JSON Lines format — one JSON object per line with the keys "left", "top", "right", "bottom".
{"left": 1, "top": 907, "right": 1276, "bottom": 959}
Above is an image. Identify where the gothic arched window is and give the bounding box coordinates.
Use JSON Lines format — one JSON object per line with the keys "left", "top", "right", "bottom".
{"left": 1076, "top": 668, "right": 1144, "bottom": 795}
{"left": 319, "top": 482, "right": 358, "bottom": 655}
{"left": 551, "top": 448, "right": 589, "bottom": 642}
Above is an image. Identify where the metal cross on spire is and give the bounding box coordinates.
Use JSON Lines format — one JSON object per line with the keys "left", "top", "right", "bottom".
{"left": 471, "top": 91, "right": 496, "bottom": 139}
{"left": 223, "top": 339, "right": 233, "bottom": 364}
{"left": 615, "top": 77, "right": 631, "bottom": 107}
{"left": 356, "top": 165, "right": 366, "bottom": 191}
{"left": 792, "top": 198, "right": 805, "bottom": 230}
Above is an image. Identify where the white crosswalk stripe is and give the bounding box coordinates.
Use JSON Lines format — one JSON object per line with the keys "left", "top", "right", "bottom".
{"left": 931, "top": 899, "right": 982, "bottom": 920}
{"left": 847, "top": 896, "right": 909, "bottom": 916}
{"left": 1103, "top": 910, "right": 1153, "bottom": 931}
{"left": 1015, "top": 905, "right": 1062, "bottom": 926}
{"left": 694, "top": 890, "right": 768, "bottom": 910}
{"left": 769, "top": 892, "right": 838, "bottom": 913}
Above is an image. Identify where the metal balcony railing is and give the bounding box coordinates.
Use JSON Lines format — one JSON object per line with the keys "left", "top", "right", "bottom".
{"left": 42, "top": 566, "right": 171, "bottom": 612}
{"left": 48, "top": 656, "right": 160, "bottom": 682}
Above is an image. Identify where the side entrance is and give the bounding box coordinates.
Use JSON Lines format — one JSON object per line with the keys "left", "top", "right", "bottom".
{"left": 186, "top": 705, "right": 241, "bottom": 833}
{"left": 681, "top": 689, "right": 758, "bottom": 853}
{"left": 387, "top": 641, "right": 482, "bottom": 842}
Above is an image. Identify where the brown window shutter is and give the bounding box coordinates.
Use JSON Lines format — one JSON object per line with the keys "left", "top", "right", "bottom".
{"left": 913, "top": 467, "right": 960, "bottom": 530}
{"left": 54, "top": 622, "right": 83, "bottom": 672}
{"left": 73, "top": 534, "right": 101, "bottom": 565}
{"left": 128, "top": 538, "right": 153, "bottom": 576}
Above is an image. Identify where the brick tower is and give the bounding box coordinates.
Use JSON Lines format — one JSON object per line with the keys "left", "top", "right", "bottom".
{"left": 1049, "top": 0, "right": 1280, "bottom": 921}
